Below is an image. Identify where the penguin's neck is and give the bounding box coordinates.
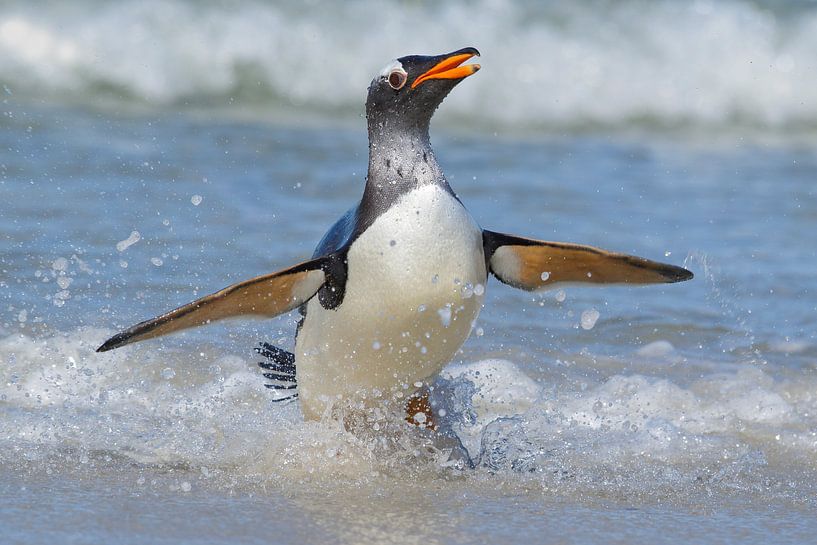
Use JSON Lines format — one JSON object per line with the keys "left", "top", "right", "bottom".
{"left": 362, "top": 120, "right": 453, "bottom": 210}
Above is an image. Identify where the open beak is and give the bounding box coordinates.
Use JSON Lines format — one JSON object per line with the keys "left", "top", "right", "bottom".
{"left": 411, "top": 48, "right": 481, "bottom": 89}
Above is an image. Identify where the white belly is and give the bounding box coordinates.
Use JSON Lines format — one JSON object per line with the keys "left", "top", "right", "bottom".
{"left": 296, "top": 185, "right": 487, "bottom": 419}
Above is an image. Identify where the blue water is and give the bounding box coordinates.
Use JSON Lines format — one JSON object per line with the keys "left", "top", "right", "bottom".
{"left": 2, "top": 1, "right": 817, "bottom": 543}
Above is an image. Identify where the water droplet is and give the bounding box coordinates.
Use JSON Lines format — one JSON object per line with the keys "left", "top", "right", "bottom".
{"left": 57, "top": 277, "right": 72, "bottom": 289}
{"left": 150, "top": 257, "right": 163, "bottom": 267}
{"left": 437, "top": 306, "right": 452, "bottom": 327}
{"left": 540, "top": 271, "right": 550, "bottom": 281}
{"left": 191, "top": 194, "right": 203, "bottom": 206}
{"left": 473, "top": 283, "right": 485, "bottom": 296}
{"left": 475, "top": 326, "right": 484, "bottom": 337}
{"left": 116, "top": 231, "right": 141, "bottom": 252}
{"left": 161, "top": 367, "right": 176, "bottom": 379}
{"left": 581, "top": 309, "right": 600, "bottom": 330}
{"left": 555, "top": 290, "right": 566, "bottom": 302}
{"left": 372, "top": 341, "right": 381, "bottom": 350}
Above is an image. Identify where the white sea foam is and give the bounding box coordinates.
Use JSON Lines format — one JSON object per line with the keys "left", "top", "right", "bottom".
{"left": 1, "top": 328, "right": 815, "bottom": 497}
{"left": 1, "top": 0, "right": 816, "bottom": 131}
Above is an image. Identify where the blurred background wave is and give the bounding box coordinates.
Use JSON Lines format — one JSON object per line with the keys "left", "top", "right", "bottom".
{"left": 2, "top": 0, "right": 817, "bottom": 132}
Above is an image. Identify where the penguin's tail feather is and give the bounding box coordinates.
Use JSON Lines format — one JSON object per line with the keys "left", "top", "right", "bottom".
{"left": 255, "top": 342, "right": 298, "bottom": 403}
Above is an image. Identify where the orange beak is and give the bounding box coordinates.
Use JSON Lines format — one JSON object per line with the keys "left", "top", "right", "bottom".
{"left": 411, "top": 51, "right": 481, "bottom": 90}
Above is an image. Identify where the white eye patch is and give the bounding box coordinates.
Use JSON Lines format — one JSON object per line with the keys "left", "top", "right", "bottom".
{"left": 379, "top": 59, "right": 404, "bottom": 79}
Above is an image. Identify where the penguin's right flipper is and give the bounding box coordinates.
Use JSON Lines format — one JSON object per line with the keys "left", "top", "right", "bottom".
{"left": 96, "top": 257, "right": 328, "bottom": 352}
{"left": 483, "top": 230, "right": 692, "bottom": 291}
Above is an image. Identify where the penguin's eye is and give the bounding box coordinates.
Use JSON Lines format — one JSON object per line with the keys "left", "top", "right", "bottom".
{"left": 387, "top": 69, "right": 408, "bottom": 90}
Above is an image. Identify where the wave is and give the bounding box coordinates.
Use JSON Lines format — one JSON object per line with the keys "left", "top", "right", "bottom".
{"left": 2, "top": 328, "right": 816, "bottom": 499}
{"left": 2, "top": 0, "right": 817, "bottom": 131}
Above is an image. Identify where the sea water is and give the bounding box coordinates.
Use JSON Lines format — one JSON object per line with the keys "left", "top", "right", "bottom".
{"left": 2, "top": 1, "right": 817, "bottom": 544}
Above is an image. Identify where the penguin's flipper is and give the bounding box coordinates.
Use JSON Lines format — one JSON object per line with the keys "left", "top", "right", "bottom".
{"left": 96, "top": 257, "right": 327, "bottom": 352}
{"left": 483, "top": 230, "right": 692, "bottom": 291}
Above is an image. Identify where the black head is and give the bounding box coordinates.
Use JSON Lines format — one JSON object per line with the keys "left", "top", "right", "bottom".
{"left": 366, "top": 47, "right": 480, "bottom": 135}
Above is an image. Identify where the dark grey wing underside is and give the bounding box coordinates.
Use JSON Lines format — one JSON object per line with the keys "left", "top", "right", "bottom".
{"left": 483, "top": 230, "right": 693, "bottom": 290}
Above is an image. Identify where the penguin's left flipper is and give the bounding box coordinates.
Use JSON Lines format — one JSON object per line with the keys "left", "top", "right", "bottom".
{"left": 96, "top": 257, "right": 328, "bottom": 352}
{"left": 483, "top": 230, "right": 692, "bottom": 291}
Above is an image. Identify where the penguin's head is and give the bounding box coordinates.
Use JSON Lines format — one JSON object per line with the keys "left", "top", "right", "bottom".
{"left": 366, "top": 47, "right": 480, "bottom": 132}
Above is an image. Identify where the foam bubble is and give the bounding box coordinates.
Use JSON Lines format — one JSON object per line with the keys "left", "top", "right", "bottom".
{"left": 52, "top": 257, "right": 68, "bottom": 271}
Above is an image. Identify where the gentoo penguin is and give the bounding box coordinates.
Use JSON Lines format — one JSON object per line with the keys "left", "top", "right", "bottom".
{"left": 97, "top": 47, "right": 692, "bottom": 422}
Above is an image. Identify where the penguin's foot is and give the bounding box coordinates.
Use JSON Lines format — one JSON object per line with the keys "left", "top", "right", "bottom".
{"left": 405, "top": 390, "right": 436, "bottom": 430}
{"left": 406, "top": 390, "right": 474, "bottom": 469}
{"left": 256, "top": 342, "right": 298, "bottom": 402}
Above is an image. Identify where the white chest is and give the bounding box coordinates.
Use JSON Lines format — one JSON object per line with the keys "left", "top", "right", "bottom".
{"left": 296, "top": 185, "right": 487, "bottom": 418}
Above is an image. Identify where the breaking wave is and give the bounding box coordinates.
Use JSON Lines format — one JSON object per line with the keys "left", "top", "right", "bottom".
{"left": 2, "top": 0, "right": 817, "bottom": 131}
{"left": 2, "top": 328, "right": 816, "bottom": 501}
